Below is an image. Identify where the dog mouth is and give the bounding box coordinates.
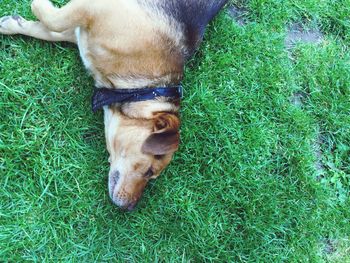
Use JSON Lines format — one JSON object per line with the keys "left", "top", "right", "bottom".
{"left": 108, "top": 170, "right": 120, "bottom": 200}
{"left": 108, "top": 170, "right": 140, "bottom": 211}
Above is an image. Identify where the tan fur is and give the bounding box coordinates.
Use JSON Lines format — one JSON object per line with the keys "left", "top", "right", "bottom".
{"left": 30, "top": 0, "right": 185, "bottom": 89}
{"left": 105, "top": 107, "right": 177, "bottom": 209}
{"left": 0, "top": 0, "right": 186, "bottom": 210}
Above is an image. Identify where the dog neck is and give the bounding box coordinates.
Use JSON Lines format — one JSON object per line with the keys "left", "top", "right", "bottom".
{"left": 111, "top": 99, "right": 180, "bottom": 120}
{"left": 101, "top": 73, "right": 184, "bottom": 90}
{"left": 93, "top": 56, "right": 183, "bottom": 119}
{"left": 95, "top": 71, "right": 182, "bottom": 119}
{"left": 94, "top": 81, "right": 182, "bottom": 119}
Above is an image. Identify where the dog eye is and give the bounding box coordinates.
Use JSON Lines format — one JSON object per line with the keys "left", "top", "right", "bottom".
{"left": 144, "top": 167, "right": 154, "bottom": 178}
{"left": 154, "top": 155, "right": 164, "bottom": 160}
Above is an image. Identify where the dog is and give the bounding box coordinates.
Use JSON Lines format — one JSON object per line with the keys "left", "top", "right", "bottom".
{"left": 0, "top": 0, "right": 228, "bottom": 211}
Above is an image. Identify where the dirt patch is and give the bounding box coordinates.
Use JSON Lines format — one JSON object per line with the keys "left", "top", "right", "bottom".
{"left": 290, "top": 92, "right": 326, "bottom": 176}
{"left": 228, "top": 6, "right": 248, "bottom": 26}
{"left": 285, "top": 23, "right": 323, "bottom": 50}
{"left": 290, "top": 91, "right": 307, "bottom": 107}
{"left": 286, "top": 24, "right": 325, "bottom": 176}
{"left": 321, "top": 238, "right": 350, "bottom": 262}
{"left": 322, "top": 238, "right": 337, "bottom": 255}
{"left": 314, "top": 134, "right": 325, "bottom": 178}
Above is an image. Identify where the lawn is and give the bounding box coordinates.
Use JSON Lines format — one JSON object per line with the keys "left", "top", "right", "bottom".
{"left": 1, "top": 0, "right": 349, "bottom": 261}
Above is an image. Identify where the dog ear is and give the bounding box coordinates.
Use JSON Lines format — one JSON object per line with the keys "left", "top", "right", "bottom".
{"left": 142, "top": 113, "right": 180, "bottom": 155}
{"left": 142, "top": 131, "right": 179, "bottom": 155}
{"left": 152, "top": 112, "right": 180, "bottom": 133}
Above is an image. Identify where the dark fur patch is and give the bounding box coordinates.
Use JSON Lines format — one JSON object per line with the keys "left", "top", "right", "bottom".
{"left": 156, "top": 0, "right": 228, "bottom": 56}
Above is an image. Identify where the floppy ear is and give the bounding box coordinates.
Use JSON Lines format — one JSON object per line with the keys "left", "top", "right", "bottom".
{"left": 142, "top": 113, "right": 180, "bottom": 155}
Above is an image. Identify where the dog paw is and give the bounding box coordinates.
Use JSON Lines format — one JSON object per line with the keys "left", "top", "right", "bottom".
{"left": 0, "top": 15, "right": 26, "bottom": 35}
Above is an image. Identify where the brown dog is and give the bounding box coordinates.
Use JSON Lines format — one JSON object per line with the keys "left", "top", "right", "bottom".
{"left": 0, "top": 0, "right": 228, "bottom": 210}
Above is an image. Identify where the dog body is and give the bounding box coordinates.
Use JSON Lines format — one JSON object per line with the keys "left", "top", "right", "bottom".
{"left": 0, "top": 0, "right": 228, "bottom": 210}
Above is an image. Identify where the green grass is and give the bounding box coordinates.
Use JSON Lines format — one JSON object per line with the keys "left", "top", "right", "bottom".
{"left": 1, "top": 0, "right": 349, "bottom": 261}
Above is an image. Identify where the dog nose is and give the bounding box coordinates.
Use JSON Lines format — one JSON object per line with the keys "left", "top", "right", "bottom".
{"left": 126, "top": 201, "right": 138, "bottom": 211}
{"left": 113, "top": 200, "right": 138, "bottom": 212}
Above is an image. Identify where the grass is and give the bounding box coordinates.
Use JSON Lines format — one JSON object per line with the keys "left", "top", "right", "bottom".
{"left": 0, "top": 0, "right": 349, "bottom": 261}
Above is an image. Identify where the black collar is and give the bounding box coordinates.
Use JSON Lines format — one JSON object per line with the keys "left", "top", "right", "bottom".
{"left": 92, "top": 85, "right": 183, "bottom": 112}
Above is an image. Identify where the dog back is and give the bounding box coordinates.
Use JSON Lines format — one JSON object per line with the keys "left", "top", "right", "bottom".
{"left": 139, "top": 0, "right": 229, "bottom": 57}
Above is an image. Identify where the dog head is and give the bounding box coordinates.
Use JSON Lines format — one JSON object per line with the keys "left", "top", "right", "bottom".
{"left": 104, "top": 104, "right": 180, "bottom": 211}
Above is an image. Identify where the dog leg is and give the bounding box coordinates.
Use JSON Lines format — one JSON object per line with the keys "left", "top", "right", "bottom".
{"left": 0, "top": 15, "right": 76, "bottom": 43}
{"left": 31, "top": 0, "right": 87, "bottom": 33}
